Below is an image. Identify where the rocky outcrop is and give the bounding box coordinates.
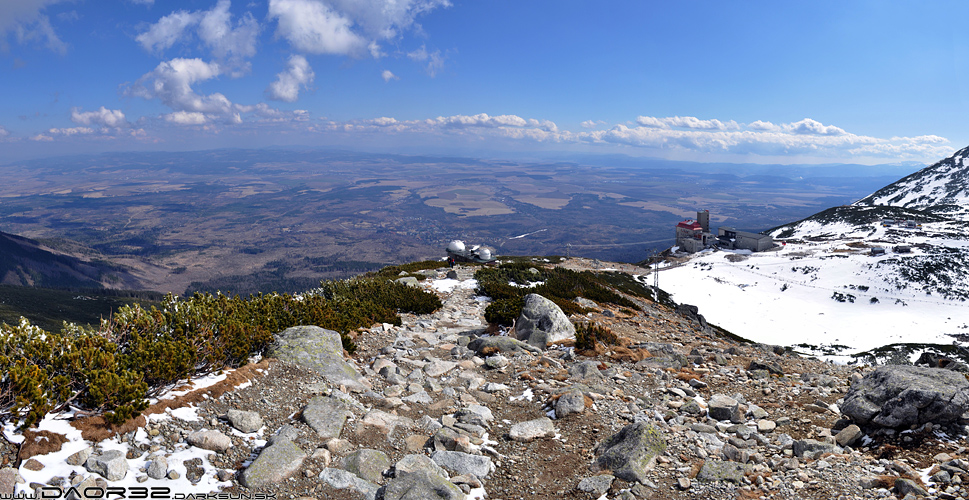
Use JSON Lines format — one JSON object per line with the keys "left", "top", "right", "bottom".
{"left": 841, "top": 365, "right": 969, "bottom": 429}
{"left": 515, "top": 294, "right": 575, "bottom": 349}
{"left": 268, "top": 325, "right": 370, "bottom": 392}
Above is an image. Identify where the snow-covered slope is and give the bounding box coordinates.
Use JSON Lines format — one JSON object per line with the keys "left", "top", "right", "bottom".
{"left": 858, "top": 145, "right": 969, "bottom": 213}
{"left": 660, "top": 146, "right": 969, "bottom": 361}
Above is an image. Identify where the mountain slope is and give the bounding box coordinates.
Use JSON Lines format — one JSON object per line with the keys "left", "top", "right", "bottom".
{"left": 858, "top": 144, "right": 969, "bottom": 212}
{"left": 659, "top": 145, "right": 969, "bottom": 359}
{"left": 0, "top": 230, "right": 144, "bottom": 289}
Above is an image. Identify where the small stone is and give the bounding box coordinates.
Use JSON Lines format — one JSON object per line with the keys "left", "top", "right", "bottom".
{"left": 22, "top": 459, "right": 43, "bottom": 472}
{"left": 757, "top": 420, "right": 776, "bottom": 433}
{"left": 509, "top": 417, "right": 556, "bottom": 442}
{"left": 186, "top": 430, "right": 232, "bottom": 452}
{"left": 677, "top": 477, "right": 691, "bottom": 490}
{"left": 167, "top": 470, "right": 180, "bottom": 480}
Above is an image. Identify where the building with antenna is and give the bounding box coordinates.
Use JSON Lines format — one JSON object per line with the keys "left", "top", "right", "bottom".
{"left": 674, "top": 210, "right": 774, "bottom": 253}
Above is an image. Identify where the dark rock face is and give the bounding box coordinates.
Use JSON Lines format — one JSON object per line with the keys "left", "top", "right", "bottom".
{"left": 841, "top": 365, "right": 969, "bottom": 429}
{"left": 515, "top": 294, "right": 575, "bottom": 349}
{"left": 675, "top": 303, "right": 707, "bottom": 329}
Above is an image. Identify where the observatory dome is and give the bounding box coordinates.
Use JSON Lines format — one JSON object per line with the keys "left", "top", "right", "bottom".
{"left": 447, "top": 240, "right": 466, "bottom": 252}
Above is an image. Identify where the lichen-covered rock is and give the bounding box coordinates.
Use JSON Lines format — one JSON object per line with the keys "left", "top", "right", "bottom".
{"left": 515, "top": 294, "right": 575, "bottom": 349}
{"left": 318, "top": 468, "right": 380, "bottom": 500}
{"left": 696, "top": 460, "right": 746, "bottom": 483}
{"left": 268, "top": 325, "right": 370, "bottom": 392}
{"left": 841, "top": 365, "right": 969, "bottom": 429}
{"left": 342, "top": 449, "right": 391, "bottom": 484}
{"left": 302, "top": 397, "right": 351, "bottom": 439}
{"left": 240, "top": 439, "right": 305, "bottom": 488}
{"left": 380, "top": 470, "right": 465, "bottom": 500}
{"left": 592, "top": 421, "right": 667, "bottom": 483}
{"left": 0, "top": 468, "right": 23, "bottom": 496}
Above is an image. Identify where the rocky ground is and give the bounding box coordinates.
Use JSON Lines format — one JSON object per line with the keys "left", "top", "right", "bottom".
{"left": 5, "top": 259, "right": 969, "bottom": 500}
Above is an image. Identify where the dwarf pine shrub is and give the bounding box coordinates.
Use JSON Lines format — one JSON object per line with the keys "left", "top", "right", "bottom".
{"left": 0, "top": 275, "right": 442, "bottom": 428}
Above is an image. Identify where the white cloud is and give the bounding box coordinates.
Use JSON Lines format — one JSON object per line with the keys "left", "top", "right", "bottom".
{"left": 164, "top": 111, "right": 209, "bottom": 125}
{"left": 381, "top": 69, "right": 398, "bottom": 82}
{"left": 136, "top": 10, "right": 199, "bottom": 53}
{"left": 267, "top": 55, "right": 315, "bottom": 102}
{"left": 581, "top": 120, "right": 605, "bottom": 129}
{"left": 784, "top": 118, "right": 846, "bottom": 136}
{"left": 29, "top": 134, "right": 53, "bottom": 141}
{"left": 318, "top": 113, "right": 951, "bottom": 162}
{"left": 0, "top": 126, "right": 9, "bottom": 138}
{"left": 137, "top": 0, "right": 260, "bottom": 74}
{"left": 326, "top": 0, "right": 449, "bottom": 40}
{"left": 407, "top": 44, "right": 444, "bottom": 76}
{"left": 268, "top": 0, "right": 367, "bottom": 55}
{"left": 0, "top": 0, "right": 67, "bottom": 54}
{"left": 48, "top": 127, "right": 94, "bottom": 136}
{"left": 71, "top": 107, "right": 127, "bottom": 127}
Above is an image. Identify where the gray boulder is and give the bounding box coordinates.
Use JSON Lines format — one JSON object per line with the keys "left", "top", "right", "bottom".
{"left": 431, "top": 451, "right": 493, "bottom": 478}
{"left": 227, "top": 409, "right": 264, "bottom": 433}
{"left": 509, "top": 417, "right": 556, "bottom": 442}
{"left": 792, "top": 439, "right": 842, "bottom": 459}
{"left": 592, "top": 421, "right": 667, "bottom": 483}
{"left": 343, "top": 449, "right": 391, "bottom": 484}
{"left": 841, "top": 365, "right": 969, "bottom": 429}
{"left": 554, "top": 390, "right": 587, "bottom": 419}
{"left": 187, "top": 430, "right": 232, "bottom": 452}
{"left": 394, "top": 454, "right": 449, "bottom": 479}
{"left": 0, "top": 468, "right": 24, "bottom": 496}
{"left": 380, "top": 470, "right": 465, "bottom": 500}
{"left": 146, "top": 455, "right": 168, "bottom": 480}
{"left": 577, "top": 475, "right": 614, "bottom": 496}
{"left": 268, "top": 325, "right": 370, "bottom": 392}
{"left": 319, "top": 468, "right": 380, "bottom": 500}
{"left": 240, "top": 439, "right": 306, "bottom": 488}
{"left": 515, "top": 294, "right": 575, "bottom": 349}
{"left": 696, "top": 460, "right": 745, "bottom": 483}
{"left": 302, "top": 396, "right": 352, "bottom": 439}
{"left": 708, "top": 394, "right": 743, "bottom": 423}
{"left": 85, "top": 450, "right": 128, "bottom": 481}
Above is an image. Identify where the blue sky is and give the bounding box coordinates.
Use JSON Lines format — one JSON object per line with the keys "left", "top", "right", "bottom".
{"left": 1, "top": 0, "right": 967, "bottom": 164}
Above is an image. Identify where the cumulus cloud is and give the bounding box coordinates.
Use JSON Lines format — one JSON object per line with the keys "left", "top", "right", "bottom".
{"left": 381, "top": 69, "right": 398, "bottom": 82}
{"left": 268, "top": 0, "right": 449, "bottom": 65}
{"left": 784, "top": 118, "right": 846, "bottom": 136}
{"left": 29, "top": 134, "right": 53, "bottom": 142}
{"left": 634, "top": 115, "right": 738, "bottom": 131}
{"left": 137, "top": 0, "right": 260, "bottom": 74}
{"left": 0, "top": 126, "right": 9, "bottom": 138}
{"left": 71, "top": 107, "right": 127, "bottom": 128}
{"left": 164, "top": 111, "right": 209, "bottom": 125}
{"left": 268, "top": 0, "right": 367, "bottom": 55}
{"left": 267, "top": 55, "right": 315, "bottom": 102}
{"left": 0, "top": 0, "right": 67, "bottom": 53}
{"left": 581, "top": 120, "right": 606, "bottom": 129}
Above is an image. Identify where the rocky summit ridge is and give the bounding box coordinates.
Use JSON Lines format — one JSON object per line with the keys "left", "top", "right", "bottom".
{"left": 3, "top": 260, "right": 969, "bottom": 500}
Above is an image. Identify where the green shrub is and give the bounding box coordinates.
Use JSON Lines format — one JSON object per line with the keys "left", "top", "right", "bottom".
{"left": 0, "top": 275, "right": 442, "bottom": 428}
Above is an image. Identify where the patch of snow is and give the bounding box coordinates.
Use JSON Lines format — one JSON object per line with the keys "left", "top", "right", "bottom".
{"left": 430, "top": 278, "right": 478, "bottom": 293}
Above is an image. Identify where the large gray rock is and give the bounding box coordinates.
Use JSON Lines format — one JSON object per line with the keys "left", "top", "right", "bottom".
{"left": 431, "top": 451, "right": 493, "bottom": 478}
{"left": 394, "top": 454, "right": 449, "bottom": 479}
{"left": 319, "top": 468, "right": 380, "bottom": 500}
{"left": 509, "top": 417, "right": 556, "bottom": 442}
{"left": 302, "top": 396, "right": 352, "bottom": 439}
{"left": 227, "top": 409, "right": 264, "bottom": 433}
{"left": 343, "top": 449, "right": 391, "bottom": 484}
{"left": 84, "top": 450, "right": 128, "bottom": 481}
{"left": 268, "top": 325, "right": 370, "bottom": 392}
{"left": 708, "top": 394, "right": 743, "bottom": 423}
{"left": 592, "top": 422, "right": 667, "bottom": 483}
{"left": 146, "top": 455, "right": 168, "bottom": 480}
{"left": 187, "top": 430, "right": 232, "bottom": 452}
{"left": 841, "top": 365, "right": 969, "bottom": 429}
{"left": 240, "top": 440, "right": 306, "bottom": 488}
{"left": 380, "top": 470, "right": 465, "bottom": 500}
{"left": 515, "top": 294, "right": 575, "bottom": 349}
{"left": 696, "top": 460, "right": 745, "bottom": 483}
{"left": 792, "top": 439, "right": 842, "bottom": 459}
{"left": 554, "top": 390, "right": 587, "bottom": 419}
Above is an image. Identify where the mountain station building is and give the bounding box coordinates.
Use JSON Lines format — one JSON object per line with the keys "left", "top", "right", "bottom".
{"left": 675, "top": 210, "right": 774, "bottom": 253}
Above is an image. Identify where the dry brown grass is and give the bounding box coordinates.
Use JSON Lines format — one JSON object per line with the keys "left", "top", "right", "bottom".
{"left": 18, "top": 430, "right": 69, "bottom": 463}
{"left": 71, "top": 359, "right": 272, "bottom": 441}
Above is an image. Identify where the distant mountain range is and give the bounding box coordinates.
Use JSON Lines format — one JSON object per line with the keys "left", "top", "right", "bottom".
{"left": 661, "top": 145, "right": 969, "bottom": 361}
{"left": 0, "top": 230, "right": 143, "bottom": 289}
